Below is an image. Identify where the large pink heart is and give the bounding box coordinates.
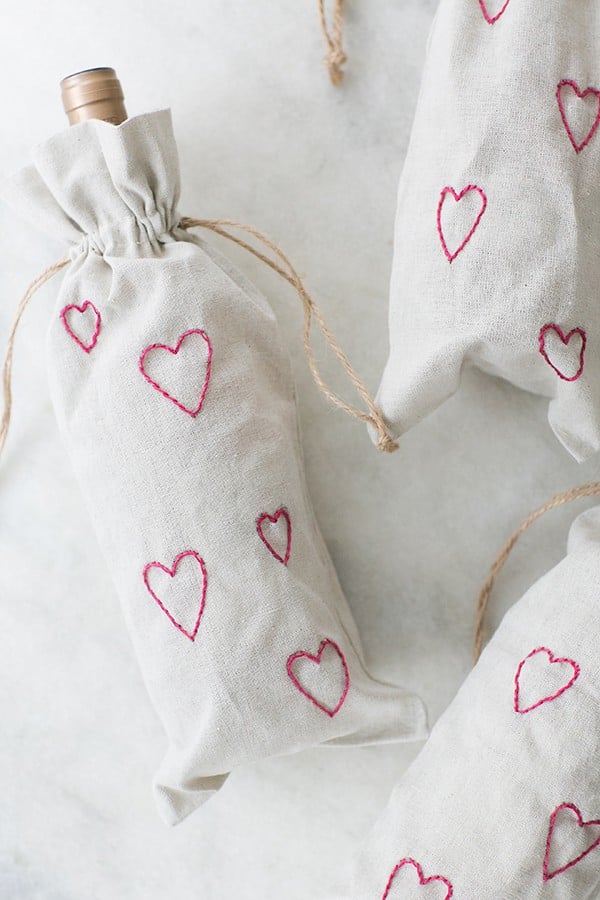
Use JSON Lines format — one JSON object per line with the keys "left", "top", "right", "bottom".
{"left": 436, "top": 185, "right": 487, "bottom": 263}
{"left": 478, "top": 0, "right": 511, "bottom": 24}
{"left": 60, "top": 301, "right": 101, "bottom": 353}
{"left": 286, "top": 638, "right": 349, "bottom": 717}
{"left": 139, "top": 328, "right": 212, "bottom": 416}
{"left": 382, "top": 858, "right": 454, "bottom": 899}
{"left": 143, "top": 550, "right": 207, "bottom": 641}
{"left": 557, "top": 79, "right": 600, "bottom": 153}
{"left": 538, "top": 324, "right": 586, "bottom": 382}
{"left": 544, "top": 803, "right": 600, "bottom": 881}
{"left": 256, "top": 508, "right": 292, "bottom": 565}
{"left": 514, "top": 647, "right": 580, "bottom": 714}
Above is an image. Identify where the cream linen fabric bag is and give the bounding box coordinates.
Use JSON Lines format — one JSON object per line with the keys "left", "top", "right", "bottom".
{"left": 1, "top": 110, "right": 426, "bottom": 825}
{"left": 352, "top": 504, "right": 600, "bottom": 898}
{"left": 377, "top": 0, "right": 600, "bottom": 461}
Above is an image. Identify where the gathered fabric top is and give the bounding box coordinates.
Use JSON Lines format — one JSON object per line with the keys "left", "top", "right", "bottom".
{"left": 1, "top": 109, "right": 181, "bottom": 257}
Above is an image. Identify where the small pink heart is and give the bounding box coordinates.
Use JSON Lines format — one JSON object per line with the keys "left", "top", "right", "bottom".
{"left": 538, "top": 324, "right": 586, "bottom": 382}
{"left": 60, "top": 301, "right": 101, "bottom": 353}
{"left": 514, "top": 647, "right": 580, "bottom": 714}
{"left": 557, "top": 79, "right": 600, "bottom": 153}
{"left": 286, "top": 639, "right": 349, "bottom": 717}
{"left": 143, "top": 550, "right": 207, "bottom": 641}
{"left": 139, "top": 328, "right": 212, "bottom": 417}
{"left": 544, "top": 803, "right": 600, "bottom": 881}
{"left": 382, "top": 858, "right": 454, "bottom": 899}
{"left": 478, "top": 0, "right": 511, "bottom": 24}
{"left": 436, "top": 185, "right": 487, "bottom": 263}
{"left": 256, "top": 508, "right": 292, "bottom": 565}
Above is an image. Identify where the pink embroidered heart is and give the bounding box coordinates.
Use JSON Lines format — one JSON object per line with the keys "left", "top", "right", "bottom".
{"left": 436, "top": 185, "right": 487, "bottom": 263}
{"left": 544, "top": 803, "right": 600, "bottom": 881}
{"left": 286, "top": 638, "right": 349, "bottom": 717}
{"left": 257, "top": 508, "right": 292, "bottom": 565}
{"left": 557, "top": 79, "right": 600, "bottom": 153}
{"left": 60, "top": 301, "right": 101, "bottom": 353}
{"left": 538, "top": 324, "right": 586, "bottom": 382}
{"left": 139, "top": 328, "right": 212, "bottom": 417}
{"left": 514, "top": 647, "right": 580, "bottom": 714}
{"left": 143, "top": 550, "right": 207, "bottom": 641}
{"left": 382, "top": 858, "right": 454, "bottom": 899}
{"left": 478, "top": 0, "right": 511, "bottom": 24}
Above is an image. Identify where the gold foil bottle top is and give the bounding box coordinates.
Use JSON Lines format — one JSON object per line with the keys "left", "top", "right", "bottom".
{"left": 61, "top": 67, "right": 127, "bottom": 125}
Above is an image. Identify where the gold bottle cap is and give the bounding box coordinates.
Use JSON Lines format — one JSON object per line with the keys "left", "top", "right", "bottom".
{"left": 60, "top": 67, "right": 127, "bottom": 126}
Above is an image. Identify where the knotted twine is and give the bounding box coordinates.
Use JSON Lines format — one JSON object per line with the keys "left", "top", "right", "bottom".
{"left": 317, "top": 0, "right": 347, "bottom": 86}
{"left": 0, "top": 218, "right": 398, "bottom": 462}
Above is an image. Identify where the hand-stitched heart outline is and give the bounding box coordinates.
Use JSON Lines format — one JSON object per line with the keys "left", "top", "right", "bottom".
{"left": 538, "top": 324, "right": 586, "bottom": 382}
{"left": 142, "top": 550, "right": 207, "bottom": 641}
{"left": 139, "top": 328, "right": 213, "bottom": 417}
{"left": 557, "top": 79, "right": 600, "bottom": 153}
{"left": 514, "top": 647, "right": 580, "bottom": 714}
{"left": 478, "top": 0, "right": 511, "bottom": 23}
{"left": 256, "top": 508, "right": 292, "bottom": 565}
{"left": 286, "top": 638, "right": 350, "bottom": 718}
{"left": 60, "top": 301, "right": 102, "bottom": 353}
{"left": 436, "top": 185, "right": 487, "bottom": 263}
{"left": 382, "top": 858, "right": 454, "bottom": 899}
{"left": 544, "top": 803, "right": 600, "bottom": 881}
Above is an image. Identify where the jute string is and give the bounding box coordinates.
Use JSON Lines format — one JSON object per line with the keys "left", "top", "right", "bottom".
{"left": 473, "top": 481, "right": 600, "bottom": 664}
{"left": 180, "top": 217, "right": 397, "bottom": 452}
{"left": 317, "top": 0, "right": 347, "bottom": 86}
{"left": 0, "top": 255, "right": 70, "bottom": 459}
{"left": 0, "top": 219, "right": 398, "bottom": 461}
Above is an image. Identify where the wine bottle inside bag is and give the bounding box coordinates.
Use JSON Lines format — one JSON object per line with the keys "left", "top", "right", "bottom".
{"left": 0, "top": 69, "right": 426, "bottom": 824}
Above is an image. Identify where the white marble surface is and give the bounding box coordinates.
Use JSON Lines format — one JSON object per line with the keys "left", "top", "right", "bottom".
{"left": 1, "top": 2, "right": 600, "bottom": 898}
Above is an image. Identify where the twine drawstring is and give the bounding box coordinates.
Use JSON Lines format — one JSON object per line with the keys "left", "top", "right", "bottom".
{"left": 179, "top": 217, "right": 398, "bottom": 453}
{"left": 0, "top": 221, "right": 398, "bottom": 459}
{"left": 317, "top": 0, "right": 347, "bottom": 86}
{"left": 473, "top": 481, "right": 600, "bottom": 663}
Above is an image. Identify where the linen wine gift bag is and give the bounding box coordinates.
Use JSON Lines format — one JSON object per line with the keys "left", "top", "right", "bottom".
{"left": 352, "top": 503, "right": 600, "bottom": 898}
{"left": 376, "top": 0, "right": 600, "bottom": 461}
{"left": 0, "top": 88, "right": 426, "bottom": 824}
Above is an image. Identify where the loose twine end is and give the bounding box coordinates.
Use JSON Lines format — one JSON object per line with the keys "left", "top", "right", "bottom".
{"left": 473, "top": 481, "right": 600, "bottom": 665}
{"left": 318, "top": 0, "right": 347, "bottom": 86}
{"left": 376, "top": 431, "right": 399, "bottom": 454}
{"left": 325, "top": 47, "right": 347, "bottom": 87}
